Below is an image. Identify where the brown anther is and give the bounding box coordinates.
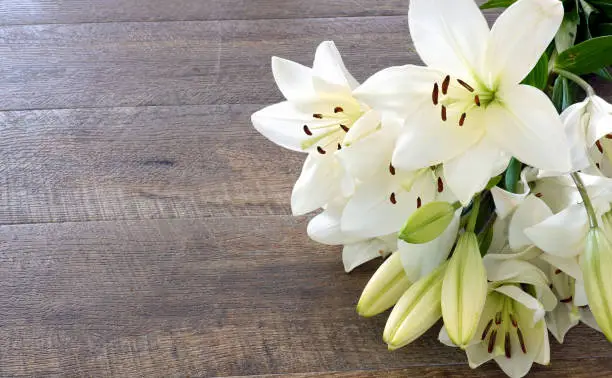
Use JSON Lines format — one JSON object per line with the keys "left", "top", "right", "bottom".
{"left": 504, "top": 332, "right": 512, "bottom": 358}
{"left": 340, "top": 124, "right": 350, "bottom": 132}
{"left": 441, "top": 105, "right": 447, "bottom": 121}
{"left": 459, "top": 113, "right": 467, "bottom": 127}
{"left": 597, "top": 140, "right": 604, "bottom": 153}
{"left": 437, "top": 177, "right": 444, "bottom": 193}
{"left": 481, "top": 319, "right": 493, "bottom": 340}
{"left": 554, "top": 269, "right": 562, "bottom": 275}
{"left": 510, "top": 313, "right": 518, "bottom": 328}
{"left": 442, "top": 75, "right": 450, "bottom": 95}
{"left": 432, "top": 83, "right": 439, "bottom": 105}
{"left": 313, "top": 113, "right": 323, "bottom": 119}
{"left": 474, "top": 95, "right": 481, "bottom": 107}
{"left": 390, "top": 192, "right": 397, "bottom": 205}
{"left": 303, "top": 125, "right": 313, "bottom": 136}
{"left": 517, "top": 328, "right": 527, "bottom": 354}
{"left": 606, "top": 134, "right": 612, "bottom": 139}
{"left": 317, "top": 146, "right": 326, "bottom": 155}
{"left": 535, "top": 192, "right": 543, "bottom": 198}
{"left": 597, "top": 163, "right": 601, "bottom": 169}
{"left": 488, "top": 330, "right": 498, "bottom": 353}
{"left": 457, "top": 79, "right": 474, "bottom": 92}
{"left": 495, "top": 311, "right": 502, "bottom": 325}
{"left": 417, "top": 197, "right": 422, "bottom": 209}
{"left": 389, "top": 163, "right": 396, "bottom": 176}
{"left": 337, "top": 143, "right": 342, "bottom": 150}
{"left": 560, "top": 296, "right": 573, "bottom": 303}
{"left": 334, "top": 106, "right": 344, "bottom": 113}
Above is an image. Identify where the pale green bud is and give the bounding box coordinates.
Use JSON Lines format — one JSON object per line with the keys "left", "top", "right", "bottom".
{"left": 399, "top": 201, "right": 460, "bottom": 244}
{"left": 441, "top": 231, "right": 488, "bottom": 348}
{"left": 581, "top": 227, "right": 612, "bottom": 342}
{"left": 383, "top": 262, "right": 447, "bottom": 350}
{"left": 357, "top": 252, "right": 411, "bottom": 318}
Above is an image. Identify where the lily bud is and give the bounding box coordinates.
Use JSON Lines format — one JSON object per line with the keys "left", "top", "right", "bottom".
{"left": 581, "top": 227, "right": 612, "bottom": 341}
{"left": 399, "top": 201, "right": 460, "bottom": 244}
{"left": 357, "top": 252, "right": 411, "bottom": 317}
{"left": 441, "top": 231, "right": 488, "bottom": 348}
{"left": 383, "top": 262, "right": 447, "bottom": 350}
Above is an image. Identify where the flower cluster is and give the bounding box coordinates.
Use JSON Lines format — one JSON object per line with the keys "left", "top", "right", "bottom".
{"left": 251, "top": 0, "right": 612, "bottom": 376}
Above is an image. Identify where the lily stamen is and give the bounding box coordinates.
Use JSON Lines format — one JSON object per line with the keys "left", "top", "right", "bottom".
{"left": 390, "top": 192, "right": 397, "bottom": 205}
{"left": 517, "top": 328, "right": 527, "bottom": 354}
{"left": 389, "top": 163, "right": 396, "bottom": 176}
{"left": 442, "top": 75, "right": 451, "bottom": 95}
{"left": 340, "top": 124, "right": 350, "bottom": 132}
{"left": 474, "top": 95, "right": 481, "bottom": 107}
{"left": 334, "top": 106, "right": 344, "bottom": 113}
{"left": 313, "top": 113, "right": 323, "bottom": 119}
{"left": 437, "top": 177, "right": 444, "bottom": 193}
{"left": 417, "top": 197, "right": 422, "bottom": 208}
{"left": 482, "top": 319, "right": 493, "bottom": 340}
{"left": 303, "top": 125, "right": 313, "bottom": 136}
{"left": 488, "top": 329, "right": 497, "bottom": 353}
{"left": 459, "top": 113, "right": 466, "bottom": 127}
{"left": 317, "top": 146, "right": 326, "bottom": 154}
{"left": 504, "top": 332, "right": 512, "bottom": 358}
{"left": 432, "top": 83, "right": 439, "bottom": 105}
{"left": 441, "top": 105, "right": 447, "bottom": 121}
{"left": 457, "top": 79, "right": 474, "bottom": 92}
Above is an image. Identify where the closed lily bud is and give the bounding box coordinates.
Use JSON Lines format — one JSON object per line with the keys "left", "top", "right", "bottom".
{"left": 383, "top": 262, "right": 447, "bottom": 350}
{"left": 441, "top": 231, "right": 488, "bottom": 348}
{"left": 399, "top": 201, "right": 460, "bottom": 244}
{"left": 357, "top": 252, "right": 411, "bottom": 318}
{"left": 581, "top": 227, "right": 612, "bottom": 342}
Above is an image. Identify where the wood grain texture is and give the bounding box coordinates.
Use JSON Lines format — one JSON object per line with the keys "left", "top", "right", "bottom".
{"left": 0, "top": 217, "right": 610, "bottom": 377}
{"left": 0, "top": 1, "right": 407, "bottom": 25}
{"left": 0, "top": 105, "right": 301, "bottom": 224}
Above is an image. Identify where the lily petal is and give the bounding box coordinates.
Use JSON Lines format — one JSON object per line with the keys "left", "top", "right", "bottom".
{"left": 546, "top": 304, "right": 579, "bottom": 343}
{"left": 486, "top": 0, "right": 563, "bottom": 86}
{"left": 525, "top": 204, "right": 589, "bottom": 257}
{"left": 444, "top": 134, "right": 509, "bottom": 205}
{"left": 586, "top": 96, "right": 612, "bottom": 147}
{"left": 495, "top": 285, "right": 545, "bottom": 326}
{"left": 312, "top": 41, "right": 359, "bottom": 95}
{"left": 291, "top": 154, "right": 346, "bottom": 215}
{"left": 508, "top": 195, "right": 553, "bottom": 250}
{"left": 408, "top": 0, "right": 489, "bottom": 79}
{"left": 353, "top": 65, "right": 443, "bottom": 119}
{"left": 342, "top": 239, "right": 391, "bottom": 273}
{"left": 307, "top": 200, "right": 361, "bottom": 245}
{"left": 487, "top": 84, "right": 570, "bottom": 172}
{"left": 393, "top": 106, "right": 483, "bottom": 171}
{"left": 271, "top": 57, "right": 316, "bottom": 101}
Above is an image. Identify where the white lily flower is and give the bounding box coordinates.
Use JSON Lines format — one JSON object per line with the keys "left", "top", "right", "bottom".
{"left": 251, "top": 41, "right": 381, "bottom": 215}
{"left": 354, "top": 0, "right": 569, "bottom": 204}
{"left": 440, "top": 259, "right": 553, "bottom": 378}
{"left": 545, "top": 266, "right": 581, "bottom": 344}
{"left": 307, "top": 198, "right": 396, "bottom": 272}
{"left": 558, "top": 95, "right": 612, "bottom": 173}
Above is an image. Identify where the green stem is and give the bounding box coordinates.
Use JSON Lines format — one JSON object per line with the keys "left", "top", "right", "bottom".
{"left": 554, "top": 68, "right": 595, "bottom": 97}
{"left": 466, "top": 194, "right": 481, "bottom": 233}
{"left": 570, "top": 172, "right": 599, "bottom": 228}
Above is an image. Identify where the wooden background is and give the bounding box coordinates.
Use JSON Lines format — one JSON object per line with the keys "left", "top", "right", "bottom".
{"left": 0, "top": 1, "right": 611, "bottom": 377}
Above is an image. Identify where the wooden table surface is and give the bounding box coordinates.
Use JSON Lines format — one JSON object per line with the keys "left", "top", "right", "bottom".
{"left": 1, "top": 1, "right": 611, "bottom": 377}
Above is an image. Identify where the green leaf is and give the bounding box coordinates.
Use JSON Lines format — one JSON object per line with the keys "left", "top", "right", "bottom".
{"left": 504, "top": 158, "right": 522, "bottom": 193}
{"left": 556, "top": 8, "right": 580, "bottom": 52}
{"left": 596, "top": 67, "right": 612, "bottom": 81}
{"left": 555, "top": 36, "right": 612, "bottom": 75}
{"left": 398, "top": 201, "right": 458, "bottom": 244}
{"left": 477, "top": 225, "right": 495, "bottom": 257}
{"left": 521, "top": 53, "right": 549, "bottom": 90}
{"left": 480, "top": 0, "right": 517, "bottom": 9}
{"left": 485, "top": 175, "right": 502, "bottom": 190}
{"left": 552, "top": 76, "right": 577, "bottom": 112}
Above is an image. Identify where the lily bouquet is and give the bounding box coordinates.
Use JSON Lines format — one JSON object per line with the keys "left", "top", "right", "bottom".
{"left": 251, "top": 0, "right": 612, "bottom": 376}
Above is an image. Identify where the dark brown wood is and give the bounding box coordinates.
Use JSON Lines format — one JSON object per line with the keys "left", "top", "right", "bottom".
{"left": 0, "top": 217, "right": 610, "bottom": 377}
{"left": 0, "top": 105, "right": 301, "bottom": 224}
{"left": 0, "top": 1, "right": 407, "bottom": 25}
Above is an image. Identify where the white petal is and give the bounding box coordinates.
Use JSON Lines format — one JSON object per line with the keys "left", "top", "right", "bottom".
{"left": 408, "top": 0, "right": 489, "bottom": 78}
{"left": 538, "top": 254, "right": 582, "bottom": 280}
{"left": 312, "top": 41, "right": 359, "bottom": 94}
{"left": 508, "top": 195, "right": 553, "bottom": 250}
{"left": 342, "top": 240, "right": 391, "bottom": 273}
{"left": 438, "top": 326, "right": 456, "bottom": 347}
{"left": 533, "top": 325, "right": 550, "bottom": 366}
{"left": 398, "top": 210, "right": 460, "bottom": 282}
{"left": 487, "top": 85, "right": 570, "bottom": 172}
{"left": 486, "top": 0, "right": 563, "bottom": 86}
{"left": 251, "top": 101, "right": 339, "bottom": 152}
{"left": 495, "top": 285, "right": 545, "bottom": 325}
{"left": 353, "top": 65, "right": 443, "bottom": 119}
{"left": 524, "top": 204, "right": 589, "bottom": 257}
{"left": 307, "top": 201, "right": 362, "bottom": 245}
{"left": 392, "top": 106, "right": 483, "bottom": 171}
{"left": 560, "top": 100, "right": 591, "bottom": 172}
{"left": 486, "top": 259, "right": 549, "bottom": 289}
{"left": 531, "top": 176, "right": 581, "bottom": 213}
{"left": 336, "top": 125, "right": 393, "bottom": 181}
{"left": 491, "top": 188, "right": 526, "bottom": 220}
{"left": 580, "top": 307, "right": 602, "bottom": 332}
{"left": 586, "top": 96, "right": 612, "bottom": 146}
{"left": 444, "top": 134, "right": 507, "bottom": 205}
{"left": 546, "top": 304, "right": 579, "bottom": 343}
{"left": 574, "top": 280, "right": 589, "bottom": 307}
{"left": 271, "top": 57, "right": 316, "bottom": 101}
{"left": 291, "top": 154, "right": 345, "bottom": 215}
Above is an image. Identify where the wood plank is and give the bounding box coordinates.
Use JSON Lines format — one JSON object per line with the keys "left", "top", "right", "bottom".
{"left": 0, "top": 216, "right": 610, "bottom": 377}
{"left": 0, "top": 16, "right": 414, "bottom": 111}
{"left": 0, "top": 1, "right": 407, "bottom": 25}
{"left": 0, "top": 105, "right": 301, "bottom": 224}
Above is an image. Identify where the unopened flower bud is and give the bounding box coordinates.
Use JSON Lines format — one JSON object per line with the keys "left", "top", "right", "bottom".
{"left": 442, "top": 231, "right": 488, "bottom": 348}
{"left": 357, "top": 252, "right": 411, "bottom": 318}
{"left": 383, "top": 262, "right": 447, "bottom": 350}
{"left": 399, "top": 201, "right": 460, "bottom": 244}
